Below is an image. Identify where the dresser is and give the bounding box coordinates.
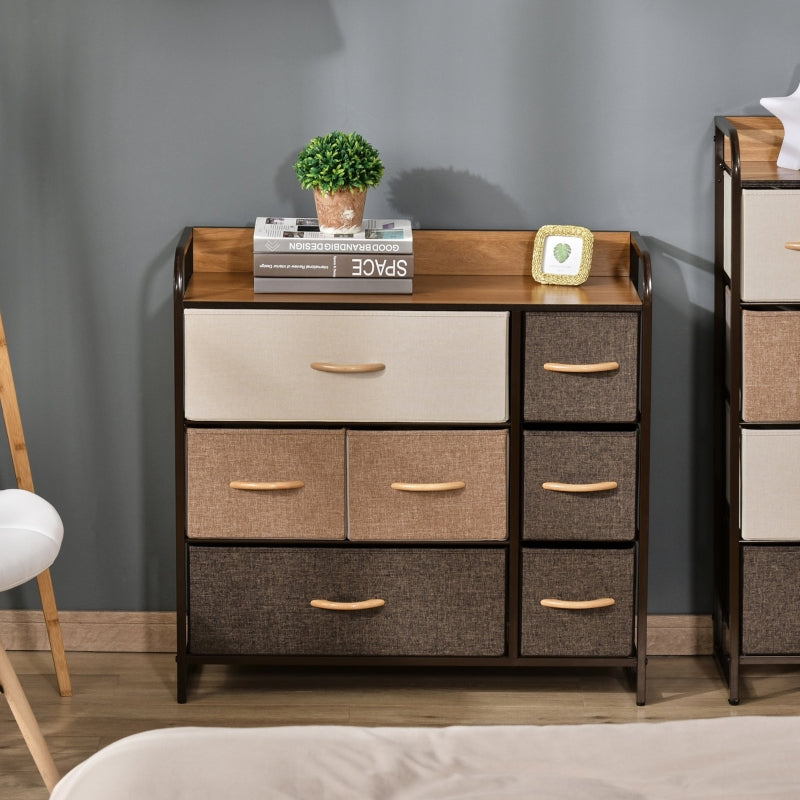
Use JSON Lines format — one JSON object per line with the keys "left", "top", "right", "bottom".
{"left": 174, "top": 227, "right": 652, "bottom": 703}
{"left": 714, "top": 116, "right": 800, "bottom": 704}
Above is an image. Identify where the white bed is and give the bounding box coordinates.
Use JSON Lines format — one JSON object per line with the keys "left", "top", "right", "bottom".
{"left": 50, "top": 716, "right": 800, "bottom": 799}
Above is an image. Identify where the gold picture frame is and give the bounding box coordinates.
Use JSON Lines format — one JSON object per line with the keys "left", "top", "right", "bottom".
{"left": 531, "top": 225, "right": 594, "bottom": 285}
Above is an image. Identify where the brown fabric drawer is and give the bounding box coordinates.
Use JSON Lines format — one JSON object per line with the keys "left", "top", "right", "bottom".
{"left": 742, "top": 546, "right": 800, "bottom": 654}
{"left": 347, "top": 430, "right": 508, "bottom": 541}
{"left": 523, "top": 431, "right": 637, "bottom": 542}
{"left": 188, "top": 546, "right": 507, "bottom": 656}
{"left": 187, "top": 429, "right": 345, "bottom": 540}
{"left": 742, "top": 311, "right": 800, "bottom": 422}
{"left": 524, "top": 312, "right": 639, "bottom": 423}
{"left": 521, "top": 547, "right": 635, "bottom": 657}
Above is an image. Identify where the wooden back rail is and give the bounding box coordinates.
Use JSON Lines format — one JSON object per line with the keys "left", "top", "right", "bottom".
{"left": 719, "top": 115, "right": 800, "bottom": 184}
{"left": 722, "top": 116, "right": 784, "bottom": 165}
{"left": 189, "top": 228, "right": 634, "bottom": 277}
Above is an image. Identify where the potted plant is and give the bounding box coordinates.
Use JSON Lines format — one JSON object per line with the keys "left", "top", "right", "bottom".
{"left": 293, "top": 131, "right": 384, "bottom": 234}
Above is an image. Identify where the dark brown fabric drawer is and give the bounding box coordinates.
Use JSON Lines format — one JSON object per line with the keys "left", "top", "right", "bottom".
{"left": 187, "top": 428, "right": 346, "bottom": 540}
{"left": 742, "top": 546, "right": 800, "bottom": 654}
{"left": 188, "top": 546, "right": 507, "bottom": 656}
{"left": 520, "top": 547, "right": 635, "bottom": 656}
{"left": 524, "top": 312, "right": 639, "bottom": 423}
{"left": 523, "top": 430, "right": 637, "bottom": 542}
{"left": 347, "top": 430, "right": 508, "bottom": 541}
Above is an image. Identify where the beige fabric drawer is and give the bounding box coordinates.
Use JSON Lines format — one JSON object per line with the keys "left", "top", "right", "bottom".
{"left": 184, "top": 309, "right": 509, "bottom": 423}
{"left": 742, "top": 546, "right": 800, "bottom": 654}
{"left": 741, "top": 429, "right": 800, "bottom": 541}
{"left": 186, "top": 428, "right": 345, "bottom": 540}
{"left": 742, "top": 311, "right": 800, "bottom": 422}
{"left": 738, "top": 188, "right": 800, "bottom": 301}
{"left": 188, "top": 546, "right": 507, "bottom": 656}
{"left": 520, "top": 547, "right": 635, "bottom": 657}
{"left": 523, "top": 430, "right": 637, "bottom": 542}
{"left": 524, "top": 312, "right": 638, "bottom": 423}
{"left": 347, "top": 430, "right": 508, "bottom": 541}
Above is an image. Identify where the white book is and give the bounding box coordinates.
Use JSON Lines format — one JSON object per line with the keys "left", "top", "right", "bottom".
{"left": 254, "top": 217, "right": 414, "bottom": 254}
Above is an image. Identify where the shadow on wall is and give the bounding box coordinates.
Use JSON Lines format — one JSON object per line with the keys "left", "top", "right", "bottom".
{"left": 139, "top": 239, "right": 180, "bottom": 610}
{"left": 275, "top": 152, "right": 316, "bottom": 219}
{"left": 644, "top": 236, "right": 715, "bottom": 612}
{"left": 387, "top": 168, "right": 528, "bottom": 229}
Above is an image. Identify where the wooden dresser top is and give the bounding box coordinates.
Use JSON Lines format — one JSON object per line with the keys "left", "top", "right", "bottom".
{"left": 180, "top": 228, "right": 646, "bottom": 308}
{"left": 721, "top": 115, "right": 800, "bottom": 185}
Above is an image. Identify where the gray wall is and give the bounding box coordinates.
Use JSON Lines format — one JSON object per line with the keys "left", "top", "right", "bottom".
{"left": 1, "top": 1, "right": 798, "bottom": 614}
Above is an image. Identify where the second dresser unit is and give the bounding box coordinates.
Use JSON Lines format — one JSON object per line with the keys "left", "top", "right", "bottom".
{"left": 714, "top": 116, "right": 800, "bottom": 704}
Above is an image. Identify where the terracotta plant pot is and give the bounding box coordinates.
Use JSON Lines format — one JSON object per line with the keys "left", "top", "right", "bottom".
{"left": 313, "top": 187, "right": 368, "bottom": 234}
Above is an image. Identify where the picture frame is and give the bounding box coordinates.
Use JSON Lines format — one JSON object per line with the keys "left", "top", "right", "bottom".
{"left": 531, "top": 225, "right": 594, "bottom": 285}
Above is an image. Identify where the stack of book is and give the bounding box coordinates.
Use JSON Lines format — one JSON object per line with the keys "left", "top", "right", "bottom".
{"left": 253, "top": 217, "right": 414, "bottom": 294}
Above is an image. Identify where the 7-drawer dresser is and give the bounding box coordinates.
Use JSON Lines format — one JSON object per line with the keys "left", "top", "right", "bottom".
{"left": 714, "top": 117, "right": 800, "bottom": 703}
{"left": 174, "top": 228, "right": 652, "bottom": 703}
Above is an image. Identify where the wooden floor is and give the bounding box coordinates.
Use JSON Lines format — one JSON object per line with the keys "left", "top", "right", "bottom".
{"left": 4, "top": 652, "right": 800, "bottom": 798}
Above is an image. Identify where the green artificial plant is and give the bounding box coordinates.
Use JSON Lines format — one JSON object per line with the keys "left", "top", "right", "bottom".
{"left": 293, "top": 131, "right": 384, "bottom": 196}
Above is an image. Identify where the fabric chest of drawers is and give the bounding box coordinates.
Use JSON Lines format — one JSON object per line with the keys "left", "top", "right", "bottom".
{"left": 714, "top": 116, "right": 800, "bottom": 704}
{"left": 174, "top": 227, "right": 651, "bottom": 704}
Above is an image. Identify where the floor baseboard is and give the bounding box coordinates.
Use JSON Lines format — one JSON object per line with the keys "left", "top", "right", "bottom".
{"left": 646, "top": 614, "right": 713, "bottom": 656}
{"left": 0, "top": 610, "right": 175, "bottom": 653}
{"left": 0, "top": 611, "right": 713, "bottom": 655}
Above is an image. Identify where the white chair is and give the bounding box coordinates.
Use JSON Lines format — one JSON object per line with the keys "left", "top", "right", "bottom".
{"left": 0, "top": 489, "right": 64, "bottom": 791}
{"left": 0, "top": 310, "right": 71, "bottom": 791}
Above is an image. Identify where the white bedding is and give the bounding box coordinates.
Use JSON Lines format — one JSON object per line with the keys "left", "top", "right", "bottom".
{"left": 51, "top": 717, "right": 800, "bottom": 799}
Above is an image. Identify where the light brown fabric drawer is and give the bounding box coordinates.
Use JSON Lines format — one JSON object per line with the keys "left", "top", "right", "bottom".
{"left": 741, "top": 429, "right": 800, "bottom": 540}
{"left": 742, "top": 546, "right": 800, "bottom": 654}
{"left": 186, "top": 428, "right": 345, "bottom": 540}
{"left": 742, "top": 311, "right": 800, "bottom": 422}
{"left": 523, "top": 430, "right": 637, "bottom": 542}
{"left": 347, "top": 430, "right": 508, "bottom": 541}
{"left": 184, "top": 309, "right": 509, "bottom": 423}
{"left": 524, "top": 312, "right": 639, "bottom": 423}
{"left": 521, "top": 547, "right": 635, "bottom": 657}
{"left": 188, "top": 546, "right": 507, "bottom": 656}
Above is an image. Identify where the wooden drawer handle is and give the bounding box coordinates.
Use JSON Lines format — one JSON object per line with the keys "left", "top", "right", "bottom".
{"left": 785, "top": 242, "right": 800, "bottom": 251}
{"left": 543, "top": 361, "right": 620, "bottom": 373}
{"left": 540, "top": 597, "right": 616, "bottom": 610}
{"left": 229, "top": 480, "right": 305, "bottom": 491}
{"left": 310, "top": 362, "right": 386, "bottom": 374}
{"left": 390, "top": 481, "right": 466, "bottom": 492}
{"left": 310, "top": 598, "right": 386, "bottom": 611}
{"left": 542, "top": 481, "right": 618, "bottom": 493}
